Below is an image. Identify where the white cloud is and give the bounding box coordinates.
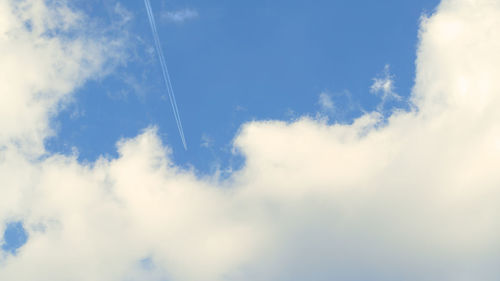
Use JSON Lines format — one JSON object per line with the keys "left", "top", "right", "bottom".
{"left": 161, "top": 8, "right": 198, "bottom": 24}
{"left": 0, "top": 0, "right": 125, "bottom": 155}
{"left": 2, "top": 0, "right": 500, "bottom": 280}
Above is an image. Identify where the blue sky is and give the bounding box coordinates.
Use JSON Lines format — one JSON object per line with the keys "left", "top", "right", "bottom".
{"left": 6, "top": 0, "right": 500, "bottom": 280}
{"left": 46, "top": 0, "right": 438, "bottom": 173}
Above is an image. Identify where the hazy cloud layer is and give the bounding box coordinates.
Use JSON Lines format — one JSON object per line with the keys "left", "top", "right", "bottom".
{"left": 2, "top": 0, "right": 500, "bottom": 280}
{"left": 161, "top": 8, "right": 198, "bottom": 24}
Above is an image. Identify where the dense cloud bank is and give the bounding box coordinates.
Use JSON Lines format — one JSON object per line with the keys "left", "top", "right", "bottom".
{"left": 2, "top": 0, "right": 500, "bottom": 280}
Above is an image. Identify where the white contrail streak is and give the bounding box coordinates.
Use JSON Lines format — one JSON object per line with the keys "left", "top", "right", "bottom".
{"left": 144, "top": 0, "right": 187, "bottom": 150}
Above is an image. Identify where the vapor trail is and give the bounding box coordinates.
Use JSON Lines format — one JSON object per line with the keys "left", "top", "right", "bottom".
{"left": 143, "top": 0, "right": 187, "bottom": 150}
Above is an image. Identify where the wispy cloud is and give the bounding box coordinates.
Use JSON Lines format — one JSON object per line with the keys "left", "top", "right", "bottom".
{"left": 200, "top": 134, "right": 214, "bottom": 148}
{"left": 370, "top": 64, "right": 401, "bottom": 108}
{"left": 161, "top": 8, "right": 198, "bottom": 24}
{"left": 316, "top": 90, "right": 360, "bottom": 122}
{"left": 318, "top": 92, "right": 335, "bottom": 112}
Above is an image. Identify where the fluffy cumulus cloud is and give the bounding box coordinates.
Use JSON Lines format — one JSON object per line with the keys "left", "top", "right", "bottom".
{"left": 2, "top": 0, "right": 500, "bottom": 280}
{"left": 0, "top": 0, "right": 125, "bottom": 155}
